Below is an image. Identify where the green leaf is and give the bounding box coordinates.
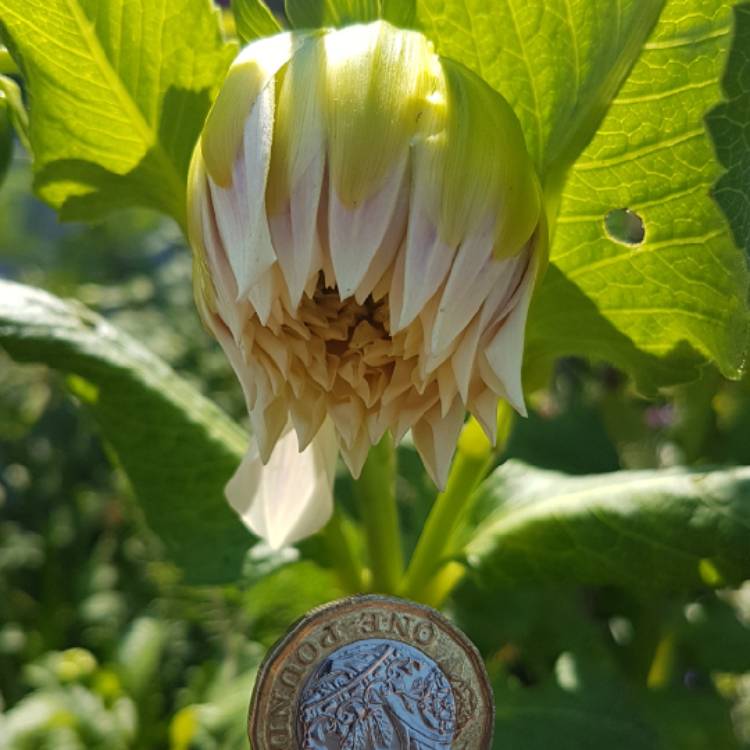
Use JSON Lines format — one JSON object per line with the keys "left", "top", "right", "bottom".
{"left": 285, "top": 0, "right": 385, "bottom": 28}
{"left": 242, "top": 561, "right": 346, "bottom": 647}
{"left": 0, "top": 280, "right": 253, "bottom": 586}
{"left": 0, "top": 0, "right": 235, "bottom": 228}
{"left": 527, "top": 0, "right": 749, "bottom": 390}
{"left": 416, "top": 0, "right": 664, "bottom": 177}
{"left": 706, "top": 3, "right": 750, "bottom": 258}
{"left": 0, "top": 89, "right": 11, "bottom": 185}
{"left": 466, "top": 461, "right": 750, "bottom": 591}
{"left": 493, "top": 678, "right": 658, "bottom": 750}
{"left": 0, "top": 72, "right": 29, "bottom": 150}
{"left": 381, "top": 0, "right": 415, "bottom": 27}
{"left": 232, "top": 0, "right": 282, "bottom": 44}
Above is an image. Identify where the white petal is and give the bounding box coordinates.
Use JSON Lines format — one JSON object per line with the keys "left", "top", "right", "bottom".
{"left": 200, "top": 185, "right": 250, "bottom": 344}
{"left": 431, "top": 224, "right": 501, "bottom": 353}
{"left": 273, "top": 153, "right": 325, "bottom": 308}
{"left": 226, "top": 420, "right": 338, "bottom": 549}
{"left": 247, "top": 266, "right": 280, "bottom": 327}
{"left": 450, "top": 312, "right": 483, "bottom": 403}
{"left": 479, "top": 252, "right": 527, "bottom": 329}
{"left": 210, "top": 83, "right": 278, "bottom": 300}
{"left": 393, "top": 193, "right": 455, "bottom": 331}
{"left": 483, "top": 256, "right": 538, "bottom": 416}
{"left": 353, "top": 170, "right": 410, "bottom": 304}
{"left": 329, "top": 153, "right": 409, "bottom": 300}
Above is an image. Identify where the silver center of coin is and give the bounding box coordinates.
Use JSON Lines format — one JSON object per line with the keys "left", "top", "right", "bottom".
{"left": 297, "top": 638, "right": 456, "bottom": 750}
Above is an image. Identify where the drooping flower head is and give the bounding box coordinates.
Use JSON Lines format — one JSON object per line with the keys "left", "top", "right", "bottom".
{"left": 188, "top": 22, "right": 546, "bottom": 545}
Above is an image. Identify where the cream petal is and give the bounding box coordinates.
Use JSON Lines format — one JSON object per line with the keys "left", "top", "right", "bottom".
{"left": 289, "top": 390, "right": 327, "bottom": 450}
{"left": 329, "top": 153, "right": 409, "bottom": 300}
{"left": 247, "top": 266, "right": 282, "bottom": 326}
{"left": 337, "top": 424, "right": 372, "bottom": 479}
{"left": 251, "top": 395, "right": 289, "bottom": 463}
{"left": 226, "top": 420, "right": 338, "bottom": 549}
{"left": 411, "top": 397, "right": 465, "bottom": 488}
{"left": 483, "top": 257, "right": 538, "bottom": 416}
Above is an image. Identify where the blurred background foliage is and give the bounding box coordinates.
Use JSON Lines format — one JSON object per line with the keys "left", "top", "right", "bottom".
{"left": 1, "top": 1, "right": 750, "bottom": 747}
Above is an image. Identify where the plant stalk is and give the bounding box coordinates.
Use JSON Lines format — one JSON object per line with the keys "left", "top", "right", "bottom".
{"left": 400, "top": 417, "right": 495, "bottom": 601}
{"left": 354, "top": 433, "right": 403, "bottom": 593}
{"left": 323, "top": 511, "right": 365, "bottom": 594}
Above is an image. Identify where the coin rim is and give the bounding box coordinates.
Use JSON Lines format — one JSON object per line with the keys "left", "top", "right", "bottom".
{"left": 247, "top": 593, "right": 495, "bottom": 749}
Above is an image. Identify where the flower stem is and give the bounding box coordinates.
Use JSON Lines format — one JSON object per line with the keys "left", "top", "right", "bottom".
{"left": 323, "top": 510, "right": 365, "bottom": 594}
{"left": 400, "top": 417, "right": 496, "bottom": 602}
{"left": 354, "top": 433, "right": 403, "bottom": 594}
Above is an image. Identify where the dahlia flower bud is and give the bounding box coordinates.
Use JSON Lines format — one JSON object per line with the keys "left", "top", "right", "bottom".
{"left": 188, "top": 22, "right": 546, "bottom": 547}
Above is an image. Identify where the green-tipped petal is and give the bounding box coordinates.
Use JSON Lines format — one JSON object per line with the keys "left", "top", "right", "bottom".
{"left": 201, "top": 33, "right": 300, "bottom": 187}
{"left": 323, "top": 21, "right": 435, "bottom": 206}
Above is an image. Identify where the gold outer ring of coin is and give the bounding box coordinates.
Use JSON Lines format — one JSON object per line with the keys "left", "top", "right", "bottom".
{"left": 248, "top": 594, "right": 494, "bottom": 749}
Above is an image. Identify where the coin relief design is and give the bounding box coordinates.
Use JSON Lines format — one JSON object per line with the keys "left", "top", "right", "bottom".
{"left": 248, "top": 596, "right": 493, "bottom": 750}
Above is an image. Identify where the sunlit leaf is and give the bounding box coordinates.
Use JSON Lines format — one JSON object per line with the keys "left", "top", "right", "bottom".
{"left": 0, "top": 0, "right": 235, "bottom": 228}
{"left": 0, "top": 280, "right": 253, "bottom": 585}
{"left": 232, "top": 0, "right": 282, "bottom": 44}
{"left": 467, "top": 460, "right": 750, "bottom": 591}
{"left": 417, "top": 0, "right": 749, "bottom": 391}
{"left": 527, "top": 1, "right": 749, "bottom": 391}
{"left": 416, "top": 0, "right": 664, "bottom": 177}
{"left": 706, "top": 3, "right": 750, "bottom": 259}
{"left": 0, "top": 73, "right": 28, "bottom": 150}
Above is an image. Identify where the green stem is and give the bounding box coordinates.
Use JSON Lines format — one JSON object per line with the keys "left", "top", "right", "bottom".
{"left": 323, "top": 511, "right": 365, "bottom": 594}
{"left": 400, "top": 418, "right": 494, "bottom": 601}
{"left": 354, "top": 433, "right": 403, "bottom": 593}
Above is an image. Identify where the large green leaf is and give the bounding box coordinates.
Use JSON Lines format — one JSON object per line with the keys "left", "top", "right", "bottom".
{"left": 706, "top": 3, "right": 750, "bottom": 259}
{"left": 232, "top": 0, "right": 282, "bottom": 44}
{"left": 0, "top": 0, "right": 234, "bottom": 228}
{"left": 527, "top": 0, "right": 749, "bottom": 390}
{"left": 418, "top": 0, "right": 749, "bottom": 390}
{"left": 0, "top": 280, "right": 253, "bottom": 585}
{"left": 493, "top": 679, "right": 658, "bottom": 750}
{"left": 416, "top": 0, "right": 664, "bottom": 177}
{"left": 466, "top": 461, "right": 750, "bottom": 591}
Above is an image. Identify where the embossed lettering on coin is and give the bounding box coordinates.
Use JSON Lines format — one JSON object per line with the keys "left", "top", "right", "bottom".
{"left": 248, "top": 596, "right": 494, "bottom": 750}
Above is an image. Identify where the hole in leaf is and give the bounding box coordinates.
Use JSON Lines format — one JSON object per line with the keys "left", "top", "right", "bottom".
{"left": 604, "top": 208, "right": 645, "bottom": 245}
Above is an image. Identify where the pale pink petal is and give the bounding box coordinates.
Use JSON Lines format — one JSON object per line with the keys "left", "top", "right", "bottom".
{"left": 226, "top": 420, "right": 338, "bottom": 549}
{"left": 329, "top": 153, "right": 409, "bottom": 299}
{"left": 273, "top": 153, "right": 325, "bottom": 308}
{"left": 431, "top": 225, "right": 503, "bottom": 354}
{"left": 393, "top": 193, "right": 455, "bottom": 331}
{"left": 482, "top": 257, "right": 538, "bottom": 416}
